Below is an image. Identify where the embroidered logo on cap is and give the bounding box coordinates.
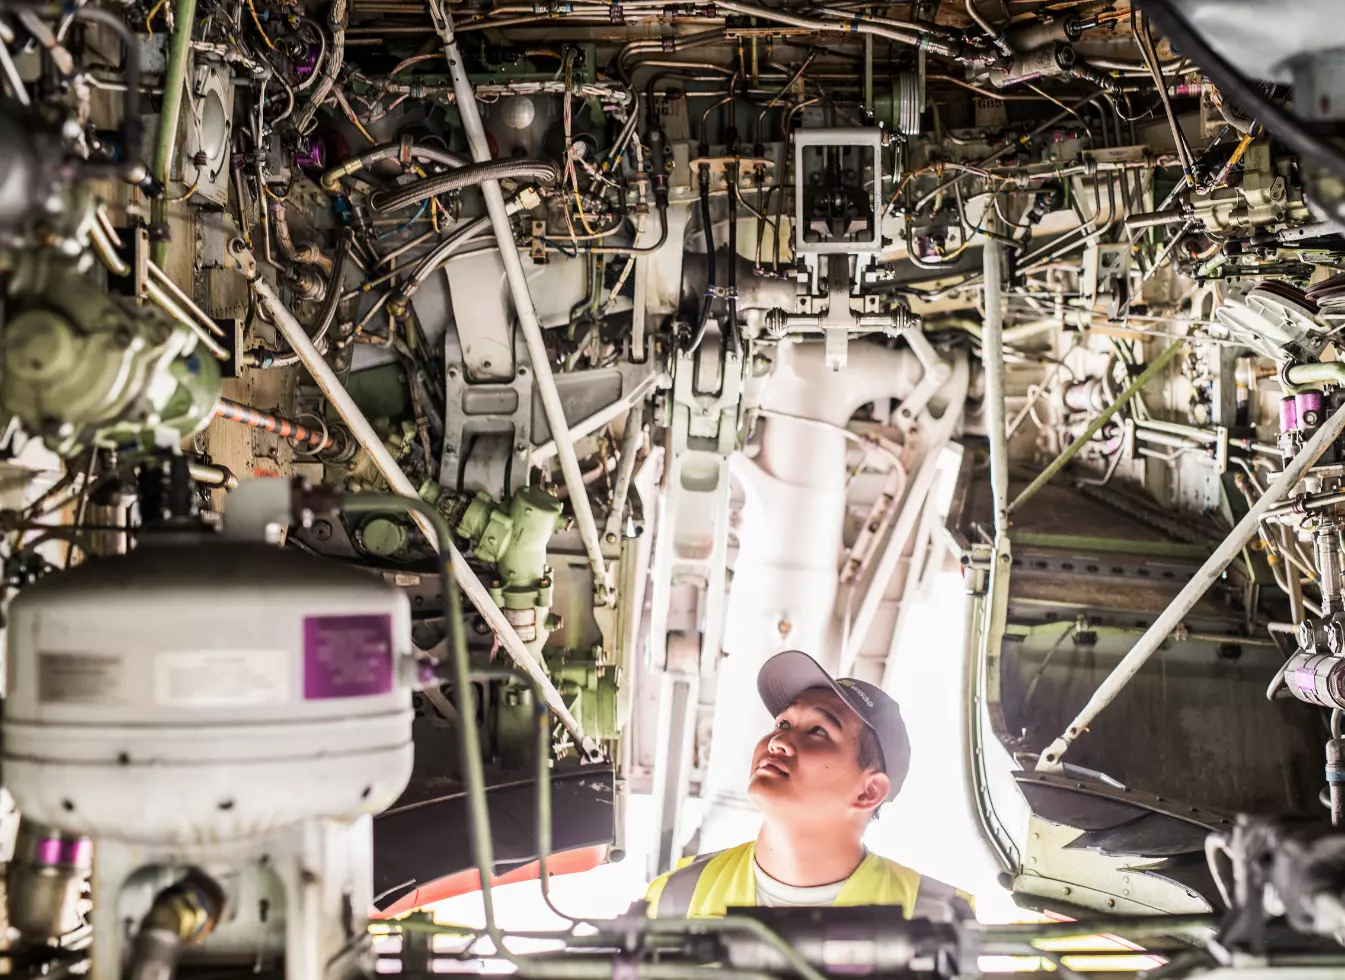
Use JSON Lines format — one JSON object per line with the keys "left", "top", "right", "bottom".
{"left": 838, "top": 678, "right": 875, "bottom": 709}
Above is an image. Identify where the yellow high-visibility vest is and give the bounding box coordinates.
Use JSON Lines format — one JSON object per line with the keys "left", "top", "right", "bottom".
{"left": 644, "top": 841, "right": 974, "bottom": 920}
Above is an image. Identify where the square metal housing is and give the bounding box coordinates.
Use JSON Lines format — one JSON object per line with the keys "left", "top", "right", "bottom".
{"left": 793, "top": 127, "right": 884, "bottom": 255}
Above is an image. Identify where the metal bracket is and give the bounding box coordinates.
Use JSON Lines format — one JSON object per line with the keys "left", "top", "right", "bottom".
{"left": 793, "top": 127, "right": 884, "bottom": 255}
{"left": 441, "top": 356, "right": 535, "bottom": 498}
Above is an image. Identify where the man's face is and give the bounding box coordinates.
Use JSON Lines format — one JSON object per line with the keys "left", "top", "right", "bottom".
{"left": 746, "top": 687, "right": 889, "bottom": 824}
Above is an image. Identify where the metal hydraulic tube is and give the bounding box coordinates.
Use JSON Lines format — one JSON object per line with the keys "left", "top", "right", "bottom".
{"left": 1037, "top": 401, "right": 1345, "bottom": 773}
{"left": 1009, "top": 341, "right": 1186, "bottom": 514}
{"left": 983, "top": 239, "right": 1009, "bottom": 537}
{"left": 433, "top": 4, "right": 609, "bottom": 597}
{"left": 149, "top": 0, "right": 199, "bottom": 266}
{"left": 1317, "top": 523, "right": 1344, "bottom": 614}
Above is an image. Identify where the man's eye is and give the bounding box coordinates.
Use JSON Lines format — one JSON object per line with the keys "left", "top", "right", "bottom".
{"left": 775, "top": 719, "right": 790, "bottom": 730}
{"left": 810, "top": 726, "right": 828, "bottom": 736}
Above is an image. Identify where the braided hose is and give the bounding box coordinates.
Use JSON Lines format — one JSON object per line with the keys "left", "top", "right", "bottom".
{"left": 294, "top": 0, "right": 346, "bottom": 133}
{"left": 312, "top": 232, "right": 354, "bottom": 346}
{"left": 369, "top": 159, "right": 557, "bottom": 213}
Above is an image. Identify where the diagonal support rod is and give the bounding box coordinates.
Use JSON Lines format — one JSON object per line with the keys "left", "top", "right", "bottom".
{"left": 1008, "top": 340, "right": 1185, "bottom": 515}
{"left": 1037, "top": 401, "right": 1345, "bottom": 772}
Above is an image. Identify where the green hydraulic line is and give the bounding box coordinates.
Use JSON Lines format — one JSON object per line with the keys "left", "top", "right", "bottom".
{"left": 1285, "top": 361, "right": 1345, "bottom": 389}
{"left": 1007, "top": 340, "right": 1185, "bottom": 516}
{"left": 150, "top": 0, "right": 199, "bottom": 267}
{"left": 1011, "top": 531, "right": 1211, "bottom": 560}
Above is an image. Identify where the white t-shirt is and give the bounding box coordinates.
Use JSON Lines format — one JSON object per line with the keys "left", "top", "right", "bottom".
{"left": 753, "top": 858, "right": 853, "bottom": 908}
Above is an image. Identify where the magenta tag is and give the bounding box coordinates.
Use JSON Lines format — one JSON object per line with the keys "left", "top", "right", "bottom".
{"left": 303, "top": 614, "right": 394, "bottom": 699}
{"left": 34, "top": 837, "right": 90, "bottom": 867}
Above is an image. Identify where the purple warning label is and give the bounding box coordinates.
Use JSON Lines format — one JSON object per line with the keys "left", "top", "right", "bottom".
{"left": 303, "top": 614, "right": 394, "bottom": 699}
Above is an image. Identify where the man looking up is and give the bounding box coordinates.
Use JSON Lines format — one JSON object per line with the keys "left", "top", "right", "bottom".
{"left": 644, "top": 650, "right": 972, "bottom": 919}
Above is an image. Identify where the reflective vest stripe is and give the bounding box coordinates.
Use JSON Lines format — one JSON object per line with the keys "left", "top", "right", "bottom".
{"left": 655, "top": 851, "right": 721, "bottom": 918}
{"left": 911, "top": 876, "right": 976, "bottom": 923}
{"left": 645, "top": 841, "right": 970, "bottom": 921}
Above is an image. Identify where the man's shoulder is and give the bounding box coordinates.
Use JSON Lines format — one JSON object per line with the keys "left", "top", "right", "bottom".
{"left": 869, "top": 857, "right": 976, "bottom": 919}
{"left": 644, "top": 842, "right": 752, "bottom": 913}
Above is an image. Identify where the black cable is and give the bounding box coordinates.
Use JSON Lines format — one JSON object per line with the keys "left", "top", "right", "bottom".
{"left": 1138, "top": 0, "right": 1345, "bottom": 185}
{"left": 312, "top": 230, "right": 354, "bottom": 347}
{"left": 542, "top": 205, "right": 670, "bottom": 255}
{"left": 687, "top": 168, "right": 716, "bottom": 353}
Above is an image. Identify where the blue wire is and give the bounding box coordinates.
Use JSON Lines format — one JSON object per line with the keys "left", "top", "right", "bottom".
{"left": 380, "top": 200, "right": 429, "bottom": 239}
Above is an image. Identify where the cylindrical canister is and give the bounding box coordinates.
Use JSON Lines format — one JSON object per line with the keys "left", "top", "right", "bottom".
{"left": 1297, "top": 389, "right": 1325, "bottom": 428}
{"left": 1285, "top": 650, "right": 1345, "bottom": 708}
{"left": 1281, "top": 395, "right": 1300, "bottom": 433}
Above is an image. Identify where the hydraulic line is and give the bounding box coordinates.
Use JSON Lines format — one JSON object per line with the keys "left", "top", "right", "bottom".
{"left": 125, "top": 871, "right": 225, "bottom": 980}
{"left": 149, "top": 0, "right": 198, "bottom": 265}
{"left": 311, "top": 231, "right": 355, "bottom": 347}
{"left": 293, "top": 0, "right": 346, "bottom": 133}
{"left": 271, "top": 200, "right": 334, "bottom": 275}
{"left": 1009, "top": 341, "right": 1186, "bottom": 514}
{"left": 551, "top": 205, "right": 670, "bottom": 255}
{"left": 688, "top": 167, "right": 716, "bottom": 352}
{"left": 965, "top": 0, "right": 1010, "bottom": 56}
{"left": 369, "top": 158, "right": 558, "bottom": 213}
{"left": 212, "top": 398, "right": 341, "bottom": 453}
{"left": 726, "top": 169, "right": 740, "bottom": 355}
{"left": 713, "top": 0, "right": 980, "bottom": 61}
{"left": 187, "top": 461, "right": 237, "bottom": 489}
{"left": 400, "top": 215, "right": 493, "bottom": 300}
{"left": 983, "top": 235, "right": 1009, "bottom": 537}
{"left": 320, "top": 140, "right": 469, "bottom": 193}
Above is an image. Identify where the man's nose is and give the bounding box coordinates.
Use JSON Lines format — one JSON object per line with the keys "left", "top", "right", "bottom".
{"left": 768, "top": 731, "right": 795, "bottom": 756}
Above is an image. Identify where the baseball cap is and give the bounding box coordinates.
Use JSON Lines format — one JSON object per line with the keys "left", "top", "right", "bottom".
{"left": 757, "top": 650, "right": 911, "bottom": 801}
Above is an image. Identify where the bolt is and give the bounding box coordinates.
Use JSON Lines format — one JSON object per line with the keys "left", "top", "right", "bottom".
{"left": 777, "top": 618, "right": 792, "bottom": 636}
{"left": 311, "top": 519, "right": 333, "bottom": 542}
{"left": 1328, "top": 621, "right": 1345, "bottom": 655}
{"left": 448, "top": 367, "right": 459, "bottom": 379}
{"left": 482, "top": 360, "right": 492, "bottom": 370}
{"left": 1300, "top": 620, "right": 1318, "bottom": 650}
{"left": 605, "top": 532, "right": 618, "bottom": 543}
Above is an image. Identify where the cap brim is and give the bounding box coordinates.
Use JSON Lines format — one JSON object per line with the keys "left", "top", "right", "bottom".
{"left": 757, "top": 650, "right": 875, "bottom": 734}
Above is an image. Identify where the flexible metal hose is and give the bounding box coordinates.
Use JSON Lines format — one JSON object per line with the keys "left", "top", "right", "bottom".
{"left": 401, "top": 214, "right": 493, "bottom": 298}
{"left": 294, "top": 0, "right": 346, "bottom": 133}
{"left": 310, "top": 231, "right": 354, "bottom": 347}
{"left": 319, "top": 140, "right": 470, "bottom": 193}
{"left": 369, "top": 158, "right": 557, "bottom": 213}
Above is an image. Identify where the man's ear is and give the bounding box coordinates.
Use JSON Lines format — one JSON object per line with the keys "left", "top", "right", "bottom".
{"left": 855, "top": 771, "right": 890, "bottom": 812}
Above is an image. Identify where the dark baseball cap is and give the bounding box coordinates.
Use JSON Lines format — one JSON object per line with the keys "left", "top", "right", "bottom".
{"left": 757, "top": 650, "right": 911, "bottom": 801}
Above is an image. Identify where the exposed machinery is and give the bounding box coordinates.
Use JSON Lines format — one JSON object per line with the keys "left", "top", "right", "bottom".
{"left": 10, "top": 0, "right": 1345, "bottom": 977}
